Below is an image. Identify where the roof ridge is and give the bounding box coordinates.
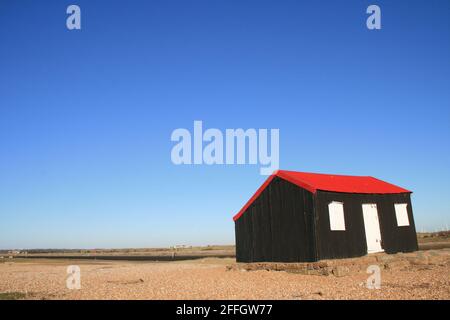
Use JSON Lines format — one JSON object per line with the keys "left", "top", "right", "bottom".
{"left": 279, "top": 170, "right": 372, "bottom": 178}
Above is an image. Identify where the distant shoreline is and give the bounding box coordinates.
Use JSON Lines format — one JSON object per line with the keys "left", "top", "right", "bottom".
{"left": 1, "top": 232, "right": 449, "bottom": 259}
{"left": 10, "top": 254, "right": 236, "bottom": 262}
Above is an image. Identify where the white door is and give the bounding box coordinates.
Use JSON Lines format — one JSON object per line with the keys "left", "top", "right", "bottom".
{"left": 362, "top": 204, "right": 383, "bottom": 253}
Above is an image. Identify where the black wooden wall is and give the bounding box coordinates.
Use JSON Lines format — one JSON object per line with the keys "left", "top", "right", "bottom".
{"left": 315, "top": 191, "right": 418, "bottom": 259}
{"left": 235, "top": 177, "right": 316, "bottom": 262}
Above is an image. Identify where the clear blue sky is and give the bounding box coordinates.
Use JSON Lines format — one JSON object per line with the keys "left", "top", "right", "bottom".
{"left": 0, "top": 0, "right": 449, "bottom": 249}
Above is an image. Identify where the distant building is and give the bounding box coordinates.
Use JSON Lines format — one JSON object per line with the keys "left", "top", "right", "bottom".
{"left": 172, "top": 245, "right": 191, "bottom": 250}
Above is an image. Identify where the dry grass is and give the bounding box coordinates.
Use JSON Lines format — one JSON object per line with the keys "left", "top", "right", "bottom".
{"left": 417, "top": 231, "right": 450, "bottom": 243}
{"left": 0, "top": 292, "right": 27, "bottom": 300}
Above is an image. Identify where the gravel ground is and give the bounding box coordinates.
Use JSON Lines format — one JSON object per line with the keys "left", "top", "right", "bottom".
{"left": 0, "top": 255, "right": 449, "bottom": 300}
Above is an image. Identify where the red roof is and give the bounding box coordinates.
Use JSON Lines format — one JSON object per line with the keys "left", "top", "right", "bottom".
{"left": 233, "top": 170, "right": 411, "bottom": 221}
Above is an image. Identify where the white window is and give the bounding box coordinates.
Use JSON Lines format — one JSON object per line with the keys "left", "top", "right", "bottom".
{"left": 328, "top": 201, "right": 346, "bottom": 231}
{"left": 394, "top": 203, "right": 410, "bottom": 226}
